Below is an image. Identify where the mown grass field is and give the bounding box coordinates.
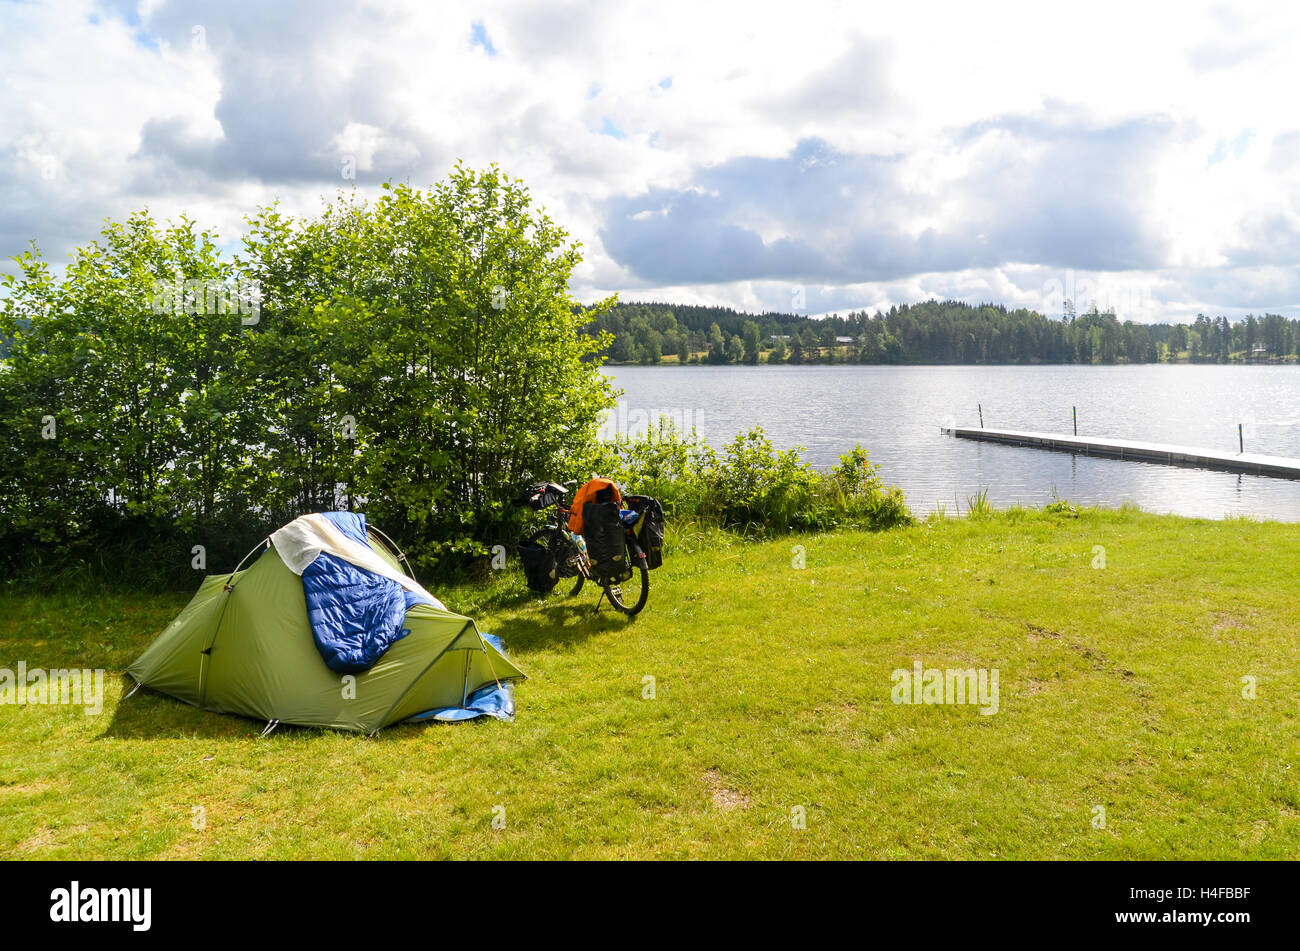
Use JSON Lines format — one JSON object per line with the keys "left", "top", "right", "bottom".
{"left": 2, "top": 507, "right": 1297, "bottom": 859}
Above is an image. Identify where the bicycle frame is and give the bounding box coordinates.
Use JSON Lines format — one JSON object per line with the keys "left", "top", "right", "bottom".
{"left": 548, "top": 505, "right": 591, "bottom": 578}
{"left": 518, "top": 480, "right": 650, "bottom": 615}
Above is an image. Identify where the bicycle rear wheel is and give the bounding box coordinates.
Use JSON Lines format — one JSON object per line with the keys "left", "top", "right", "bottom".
{"left": 604, "top": 560, "right": 649, "bottom": 616}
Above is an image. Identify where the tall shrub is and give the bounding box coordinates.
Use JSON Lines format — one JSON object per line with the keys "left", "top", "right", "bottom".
{"left": 0, "top": 214, "right": 254, "bottom": 566}
{"left": 240, "top": 166, "right": 615, "bottom": 570}
{"left": 1, "top": 166, "right": 615, "bottom": 583}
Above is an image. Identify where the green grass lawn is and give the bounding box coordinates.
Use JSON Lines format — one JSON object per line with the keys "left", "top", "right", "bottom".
{"left": 2, "top": 507, "right": 1297, "bottom": 859}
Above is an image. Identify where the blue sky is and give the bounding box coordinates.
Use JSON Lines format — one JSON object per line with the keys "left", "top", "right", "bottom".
{"left": 2, "top": 0, "right": 1298, "bottom": 322}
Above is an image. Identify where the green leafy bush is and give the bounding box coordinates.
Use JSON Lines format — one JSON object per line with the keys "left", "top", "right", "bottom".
{"left": 1, "top": 166, "right": 613, "bottom": 586}
{"left": 580, "top": 423, "right": 910, "bottom": 536}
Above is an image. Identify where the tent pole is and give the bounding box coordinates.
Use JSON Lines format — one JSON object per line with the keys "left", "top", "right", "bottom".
{"left": 478, "top": 633, "right": 503, "bottom": 693}
{"left": 368, "top": 525, "right": 415, "bottom": 579}
{"left": 224, "top": 537, "right": 271, "bottom": 592}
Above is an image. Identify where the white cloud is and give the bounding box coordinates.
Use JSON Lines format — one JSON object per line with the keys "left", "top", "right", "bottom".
{"left": 1, "top": 0, "right": 1298, "bottom": 321}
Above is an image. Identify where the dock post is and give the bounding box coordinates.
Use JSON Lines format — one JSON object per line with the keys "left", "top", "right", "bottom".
{"left": 1239, "top": 423, "right": 1244, "bottom": 454}
{"left": 978, "top": 403, "right": 984, "bottom": 428}
{"left": 1073, "top": 406, "right": 1077, "bottom": 436}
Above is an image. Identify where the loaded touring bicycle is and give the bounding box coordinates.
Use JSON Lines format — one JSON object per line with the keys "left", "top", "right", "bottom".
{"left": 515, "top": 478, "right": 664, "bottom": 617}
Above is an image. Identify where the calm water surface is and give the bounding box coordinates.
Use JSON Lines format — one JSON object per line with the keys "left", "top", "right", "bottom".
{"left": 604, "top": 364, "right": 1300, "bottom": 521}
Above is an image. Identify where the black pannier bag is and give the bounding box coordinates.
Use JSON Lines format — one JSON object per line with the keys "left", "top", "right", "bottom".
{"left": 517, "top": 539, "right": 558, "bottom": 593}
{"left": 626, "top": 495, "right": 665, "bottom": 569}
{"left": 582, "top": 500, "right": 627, "bottom": 579}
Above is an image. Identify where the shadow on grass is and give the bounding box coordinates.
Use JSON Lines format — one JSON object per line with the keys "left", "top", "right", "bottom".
{"left": 101, "top": 685, "right": 550, "bottom": 743}
{"left": 458, "top": 578, "right": 600, "bottom": 612}
{"left": 486, "top": 599, "right": 637, "bottom": 653}
{"left": 100, "top": 689, "right": 447, "bottom": 742}
{"left": 99, "top": 688, "right": 266, "bottom": 741}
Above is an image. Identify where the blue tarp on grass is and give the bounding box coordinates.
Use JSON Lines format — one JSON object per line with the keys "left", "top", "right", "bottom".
{"left": 405, "top": 632, "right": 517, "bottom": 722}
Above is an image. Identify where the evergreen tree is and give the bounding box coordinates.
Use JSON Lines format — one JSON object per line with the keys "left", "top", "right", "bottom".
{"left": 742, "top": 320, "right": 761, "bottom": 365}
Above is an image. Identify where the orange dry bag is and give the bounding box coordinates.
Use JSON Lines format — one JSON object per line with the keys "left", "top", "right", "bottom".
{"left": 568, "top": 477, "right": 623, "bottom": 534}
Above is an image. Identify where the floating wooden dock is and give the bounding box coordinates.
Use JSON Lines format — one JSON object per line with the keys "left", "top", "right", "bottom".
{"left": 942, "top": 427, "right": 1300, "bottom": 480}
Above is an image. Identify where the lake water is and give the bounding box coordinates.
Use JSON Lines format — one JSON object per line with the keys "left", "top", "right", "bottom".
{"left": 603, "top": 364, "right": 1300, "bottom": 521}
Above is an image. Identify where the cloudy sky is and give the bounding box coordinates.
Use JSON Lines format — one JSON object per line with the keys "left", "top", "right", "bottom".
{"left": 3, "top": 0, "right": 1298, "bottom": 321}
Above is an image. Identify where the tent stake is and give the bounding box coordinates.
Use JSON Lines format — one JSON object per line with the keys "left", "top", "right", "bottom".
{"left": 258, "top": 719, "right": 280, "bottom": 738}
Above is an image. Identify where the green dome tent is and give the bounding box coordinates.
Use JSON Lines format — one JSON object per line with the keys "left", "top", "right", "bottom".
{"left": 126, "top": 517, "right": 525, "bottom": 734}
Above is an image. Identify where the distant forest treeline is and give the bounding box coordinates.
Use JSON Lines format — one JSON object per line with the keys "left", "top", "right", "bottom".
{"left": 583, "top": 299, "right": 1300, "bottom": 365}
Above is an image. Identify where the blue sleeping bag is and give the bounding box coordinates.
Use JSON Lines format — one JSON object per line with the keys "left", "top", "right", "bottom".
{"left": 301, "top": 512, "right": 434, "bottom": 673}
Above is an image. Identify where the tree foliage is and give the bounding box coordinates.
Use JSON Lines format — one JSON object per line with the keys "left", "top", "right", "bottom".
{"left": 584, "top": 423, "right": 911, "bottom": 535}
{"left": 1, "top": 166, "right": 614, "bottom": 584}
{"left": 586, "top": 299, "right": 1300, "bottom": 365}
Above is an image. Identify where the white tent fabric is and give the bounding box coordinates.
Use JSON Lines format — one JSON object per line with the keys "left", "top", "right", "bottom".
{"left": 269, "top": 513, "right": 447, "bottom": 611}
